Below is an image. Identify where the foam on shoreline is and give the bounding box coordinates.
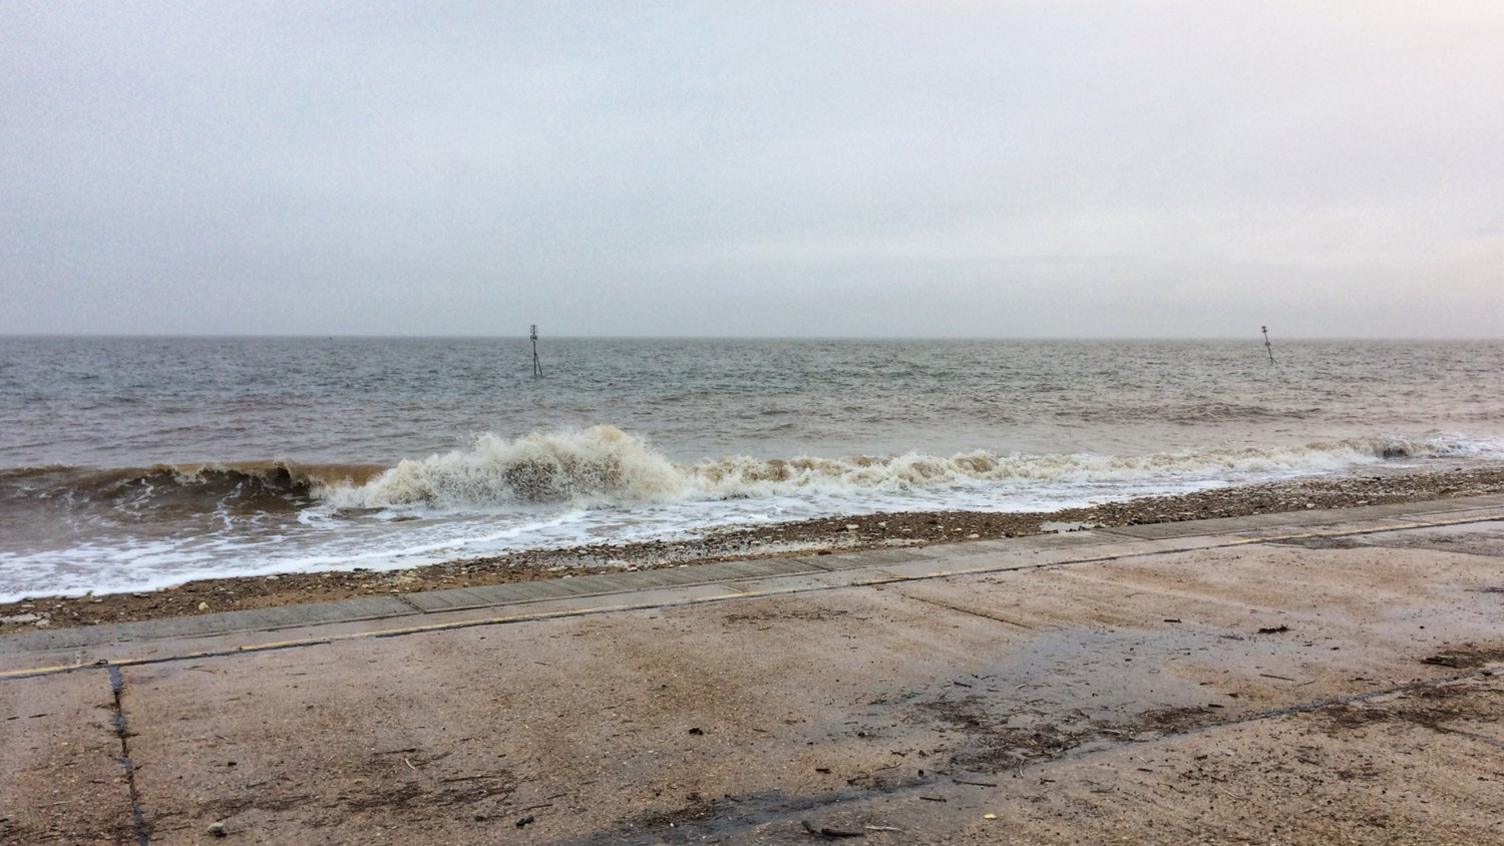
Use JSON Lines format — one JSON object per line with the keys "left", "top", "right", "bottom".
{"left": 4, "top": 464, "right": 1504, "bottom": 618}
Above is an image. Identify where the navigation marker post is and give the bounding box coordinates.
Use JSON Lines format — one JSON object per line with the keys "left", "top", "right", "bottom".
{"left": 530, "top": 324, "right": 543, "bottom": 377}
{"left": 1262, "top": 326, "right": 1275, "bottom": 365}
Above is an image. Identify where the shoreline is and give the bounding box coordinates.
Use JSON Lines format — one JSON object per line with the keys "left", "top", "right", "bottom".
{"left": 5, "top": 464, "right": 1504, "bottom": 632}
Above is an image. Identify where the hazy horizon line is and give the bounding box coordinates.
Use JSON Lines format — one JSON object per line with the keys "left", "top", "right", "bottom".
{"left": 2, "top": 332, "right": 1501, "bottom": 343}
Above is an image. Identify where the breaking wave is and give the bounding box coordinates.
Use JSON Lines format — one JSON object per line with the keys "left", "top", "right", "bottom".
{"left": 324, "top": 427, "right": 687, "bottom": 509}
{"left": 4, "top": 425, "right": 1502, "bottom": 602}
{"left": 318, "top": 425, "right": 1499, "bottom": 511}
{"left": 6, "top": 426, "right": 1500, "bottom": 517}
{"left": 0, "top": 461, "right": 384, "bottom": 512}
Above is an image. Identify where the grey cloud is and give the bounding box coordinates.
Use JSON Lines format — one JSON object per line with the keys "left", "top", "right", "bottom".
{"left": 2, "top": 1, "right": 1501, "bottom": 337}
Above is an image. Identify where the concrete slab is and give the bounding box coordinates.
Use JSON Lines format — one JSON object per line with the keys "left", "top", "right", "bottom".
{"left": 701, "top": 568, "right": 890, "bottom": 599}
{"left": 398, "top": 585, "right": 500, "bottom": 612}
{"left": 1349, "top": 519, "right": 1504, "bottom": 559}
{"left": 459, "top": 580, "right": 586, "bottom": 604}
{"left": 67, "top": 539, "right": 1504, "bottom": 843}
{"left": 0, "top": 594, "right": 420, "bottom": 654}
{"left": 702, "top": 672, "right": 1504, "bottom": 845}
{"left": 0, "top": 669, "right": 135, "bottom": 845}
{"left": 701, "top": 556, "right": 828, "bottom": 579}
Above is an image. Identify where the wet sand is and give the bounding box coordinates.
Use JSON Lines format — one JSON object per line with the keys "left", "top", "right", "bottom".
{"left": 5, "top": 464, "right": 1504, "bottom": 632}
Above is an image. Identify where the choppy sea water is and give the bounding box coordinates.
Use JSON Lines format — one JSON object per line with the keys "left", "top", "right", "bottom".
{"left": 3, "top": 337, "right": 1503, "bottom": 600}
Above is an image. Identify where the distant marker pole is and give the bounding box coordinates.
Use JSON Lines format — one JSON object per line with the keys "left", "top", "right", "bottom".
{"left": 530, "top": 324, "right": 543, "bottom": 377}
{"left": 1262, "top": 326, "right": 1275, "bottom": 365}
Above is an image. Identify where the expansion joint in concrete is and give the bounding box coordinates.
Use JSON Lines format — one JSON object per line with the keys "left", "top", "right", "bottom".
{"left": 392, "top": 593, "right": 427, "bottom": 613}
{"left": 107, "top": 665, "right": 151, "bottom": 846}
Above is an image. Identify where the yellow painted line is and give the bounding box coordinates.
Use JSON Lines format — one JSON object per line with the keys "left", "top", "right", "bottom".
{"left": 0, "top": 660, "right": 86, "bottom": 679}
{"left": 2, "top": 511, "right": 1499, "bottom": 682}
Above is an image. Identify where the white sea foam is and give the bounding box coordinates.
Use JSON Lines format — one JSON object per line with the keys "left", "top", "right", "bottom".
{"left": 322, "top": 425, "right": 690, "bottom": 508}
{"left": 321, "top": 425, "right": 1500, "bottom": 512}
{"left": 5, "top": 426, "right": 1502, "bottom": 602}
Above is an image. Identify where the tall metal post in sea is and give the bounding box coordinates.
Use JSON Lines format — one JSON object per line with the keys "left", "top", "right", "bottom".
{"left": 530, "top": 324, "right": 543, "bottom": 377}
{"left": 1262, "top": 326, "right": 1275, "bottom": 364}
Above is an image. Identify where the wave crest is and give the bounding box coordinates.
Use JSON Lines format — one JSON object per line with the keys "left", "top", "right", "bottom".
{"left": 318, "top": 426, "right": 1498, "bottom": 511}
{"left": 325, "top": 426, "right": 687, "bottom": 508}
{"left": 0, "top": 461, "right": 384, "bottom": 507}
{"left": 7, "top": 428, "right": 1497, "bottom": 515}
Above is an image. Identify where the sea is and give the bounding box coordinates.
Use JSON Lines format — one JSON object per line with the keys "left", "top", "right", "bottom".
{"left": 3, "top": 336, "right": 1503, "bottom": 601}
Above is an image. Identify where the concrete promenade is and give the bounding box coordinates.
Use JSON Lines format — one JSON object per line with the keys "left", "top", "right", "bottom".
{"left": 3, "top": 496, "right": 1504, "bottom": 844}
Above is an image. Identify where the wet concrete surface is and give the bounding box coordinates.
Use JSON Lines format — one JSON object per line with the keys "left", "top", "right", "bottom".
{"left": 2, "top": 503, "right": 1503, "bottom": 844}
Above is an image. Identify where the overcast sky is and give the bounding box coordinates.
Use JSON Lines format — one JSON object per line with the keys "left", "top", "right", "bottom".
{"left": 3, "top": 2, "right": 1502, "bottom": 338}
